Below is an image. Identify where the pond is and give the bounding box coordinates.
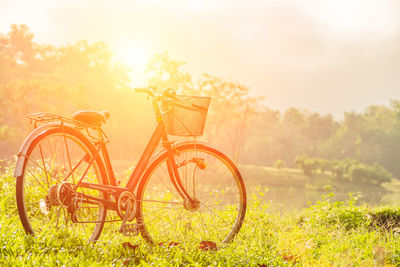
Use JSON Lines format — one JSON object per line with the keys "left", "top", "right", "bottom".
{"left": 251, "top": 185, "right": 400, "bottom": 212}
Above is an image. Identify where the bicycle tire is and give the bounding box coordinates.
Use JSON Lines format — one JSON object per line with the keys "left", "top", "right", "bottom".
{"left": 136, "top": 143, "right": 246, "bottom": 247}
{"left": 16, "top": 126, "right": 108, "bottom": 242}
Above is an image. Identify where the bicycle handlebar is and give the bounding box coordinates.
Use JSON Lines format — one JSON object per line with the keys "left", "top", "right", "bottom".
{"left": 134, "top": 88, "right": 154, "bottom": 97}
{"left": 134, "top": 87, "right": 177, "bottom": 101}
{"left": 134, "top": 87, "right": 178, "bottom": 118}
{"left": 162, "top": 88, "right": 178, "bottom": 101}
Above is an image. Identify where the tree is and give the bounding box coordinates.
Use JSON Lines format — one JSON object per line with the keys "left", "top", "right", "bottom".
{"left": 294, "top": 155, "right": 317, "bottom": 176}
{"left": 146, "top": 51, "right": 192, "bottom": 92}
{"left": 305, "top": 112, "right": 338, "bottom": 156}
{"left": 0, "top": 25, "right": 146, "bottom": 159}
{"left": 240, "top": 107, "right": 281, "bottom": 165}
{"left": 197, "top": 74, "right": 261, "bottom": 163}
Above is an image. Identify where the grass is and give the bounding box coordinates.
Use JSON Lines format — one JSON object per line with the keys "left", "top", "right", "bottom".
{"left": 1, "top": 165, "right": 400, "bottom": 266}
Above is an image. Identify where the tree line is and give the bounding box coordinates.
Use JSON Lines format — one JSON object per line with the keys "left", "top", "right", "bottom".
{"left": 1, "top": 25, "right": 400, "bottom": 179}
{"left": 242, "top": 103, "right": 400, "bottom": 177}
{"left": 294, "top": 155, "right": 392, "bottom": 185}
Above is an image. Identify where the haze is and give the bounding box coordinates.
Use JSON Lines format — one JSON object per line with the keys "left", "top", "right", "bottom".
{"left": 1, "top": 0, "right": 400, "bottom": 118}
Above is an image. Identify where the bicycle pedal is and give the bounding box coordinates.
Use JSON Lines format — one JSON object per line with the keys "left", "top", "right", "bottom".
{"left": 119, "top": 223, "right": 139, "bottom": 237}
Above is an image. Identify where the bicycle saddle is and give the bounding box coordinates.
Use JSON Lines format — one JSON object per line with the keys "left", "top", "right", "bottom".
{"left": 72, "top": 110, "right": 110, "bottom": 126}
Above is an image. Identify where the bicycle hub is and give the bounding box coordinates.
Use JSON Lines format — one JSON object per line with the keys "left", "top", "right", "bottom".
{"left": 183, "top": 198, "right": 200, "bottom": 212}
{"left": 46, "top": 182, "right": 74, "bottom": 207}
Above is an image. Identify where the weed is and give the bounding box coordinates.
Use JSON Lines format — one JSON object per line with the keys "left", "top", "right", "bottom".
{"left": 1, "top": 171, "right": 400, "bottom": 266}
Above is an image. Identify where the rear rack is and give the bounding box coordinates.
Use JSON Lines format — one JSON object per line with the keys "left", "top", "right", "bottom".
{"left": 27, "top": 112, "right": 109, "bottom": 143}
{"left": 27, "top": 113, "right": 100, "bottom": 129}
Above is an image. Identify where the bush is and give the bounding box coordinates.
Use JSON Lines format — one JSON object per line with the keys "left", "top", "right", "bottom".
{"left": 343, "top": 158, "right": 359, "bottom": 173}
{"left": 350, "top": 163, "right": 392, "bottom": 185}
{"left": 296, "top": 194, "right": 369, "bottom": 231}
{"left": 294, "top": 155, "right": 393, "bottom": 185}
{"left": 331, "top": 160, "right": 346, "bottom": 180}
{"left": 316, "top": 158, "right": 330, "bottom": 173}
{"left": 371, "top": 163, "right": 393, "bottom": 184}
{"left": 370, "top": 207, "right": 400, "bottom": 230}
{"left": 295, "top": 155, "right": 318, "bottom": 176}
{"left": 273, "top": 159, "right": 285, "bottom": 169}
{"left": 350, "top": 165, "right": 370, "bottom": 183}
{"left": 298, "top": 194, "right": 400, "bottom": 233}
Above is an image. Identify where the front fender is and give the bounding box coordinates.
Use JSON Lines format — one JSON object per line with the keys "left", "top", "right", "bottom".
{"left": 14, "top": 123, "right": 68, "bottom": 178}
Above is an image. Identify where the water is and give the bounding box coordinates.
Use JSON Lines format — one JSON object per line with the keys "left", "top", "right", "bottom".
{"left": 252, "top": 185, "right": 400, "bottom": 212}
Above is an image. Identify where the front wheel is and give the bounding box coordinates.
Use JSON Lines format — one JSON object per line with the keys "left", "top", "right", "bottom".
{"left": 136, "top": 143, "right": 246, "bottom": 247}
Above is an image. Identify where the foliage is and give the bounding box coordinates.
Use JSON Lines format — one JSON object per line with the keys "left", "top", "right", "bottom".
{"left": 298, "top": 193, "right": 400, "bottom": 233}
{"left": 332, "top": 159, "right": 346, "bottom": 180}
{"left": 315, "top": 158, "right": 330, "bottom": 173}
{"left": 146, "top": 51, "right": 193, "bottom": 93}
{"left": 1, "top": 166, "right": 400, "bottom": 265}
{"left": 241, "top": 101, "right": 400, "bottom": 178}
{"left": 370, "top": 207, "right": 400, "bottom": 230}
{"left": 2, "top": 24, "right": 400, "bottom": 181}
{"left": 294, "top": 155, "right": 318, "bottom": 176}
{"left": 273, "top": 159, "right": 285, "bottom": 169}
{"left": 294, "top": 155, "right": 393, "bottom": 185}
{"left": 297, "top": 193, "right": 369, "bottom": 230}
{"left": 350, "top": 163, "right": 393, "bottom": 185}
{"left": 197, "top": 73, "right": 261, "bottom": 163}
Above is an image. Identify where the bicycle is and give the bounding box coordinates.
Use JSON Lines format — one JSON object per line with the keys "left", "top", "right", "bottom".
{"left": 14, "top": 88, "right": 246, "bottom": 247}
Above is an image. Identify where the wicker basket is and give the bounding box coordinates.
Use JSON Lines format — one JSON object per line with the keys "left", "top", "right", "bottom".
{"left": 161, "top": 95, "right": 211, "bottom": 136}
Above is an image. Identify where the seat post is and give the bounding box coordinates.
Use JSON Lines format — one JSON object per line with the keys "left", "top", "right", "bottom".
{"left": 95, "top": 128, "right": 117, "bottom": 186}
{"left": 96, "top": 128, "right": 105, "bottom": 142}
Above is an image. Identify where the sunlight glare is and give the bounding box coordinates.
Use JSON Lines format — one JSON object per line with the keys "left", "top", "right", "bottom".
{"left": 115, "top": 43, "right": 150, "bottom": 72}
{"left": 114, "top": 42, "right": 152, "bottom": 87}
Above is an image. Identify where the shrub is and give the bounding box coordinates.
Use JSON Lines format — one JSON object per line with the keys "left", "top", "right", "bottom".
{"left": 316, "top": 158, "right": 330, "bottom": 173}
{"left": 294, "top": 156, "right": 394, "bottom": 185}
{"left": 343, "top": 158, "right": 359, "bottom": 173}
{"left": 295, "top": 155, "right": 318, "bottom": 176}
{"left": 273, "top": 159, "right": 285, "bottom": 169}
{"left": 371, "top": 163, "right": 393, "bottom": 184}
{"left": 331, "top": 160, "right": 346, "bottom": 180}
{"left": 370, "top": 207, "right": 400, "bottom": 230}
{"left": 296, "top": 194, "right": 370, "bottom": 231}
{"left": 350, "top": 164, "right": 370, "bottom": 183}
{"left": 350, "top": 163, "right": 392, "bottom": 185}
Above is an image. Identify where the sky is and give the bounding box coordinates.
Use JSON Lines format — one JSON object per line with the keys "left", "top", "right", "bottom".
{"left": 1, "top": 0, "right": 400, "bottom": 118}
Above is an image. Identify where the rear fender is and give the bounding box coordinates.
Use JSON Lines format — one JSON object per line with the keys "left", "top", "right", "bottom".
{"left": 14, "top": 123, "right": 71, "bottom": 178}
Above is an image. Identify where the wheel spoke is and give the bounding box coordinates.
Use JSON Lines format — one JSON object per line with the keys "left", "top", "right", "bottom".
{"left": 138, "top": 144, "right": 246, "bottom": 246}
{"left": 140, "top": 199, "right": 183, "bottom": 205}
{"left": 16, "top": 128, "right": 107, "bottom": 243}
{"left": 63, "top": 132, "right": 75, "bottom": 184}
{"left": 26, "top": 168, "right": 48, "bottom": 192}
{"left": 22, "top": 153, "right": 60, "bottom": 182}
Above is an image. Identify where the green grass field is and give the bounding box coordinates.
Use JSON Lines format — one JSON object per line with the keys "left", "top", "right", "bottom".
{"left": 1, "top": 165, "right": 400, "bottom": 266}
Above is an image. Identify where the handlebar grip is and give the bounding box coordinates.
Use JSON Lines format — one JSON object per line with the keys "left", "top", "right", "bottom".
{"left": 134, "top": 88, "right": 150, "bottom": 93}
{"left": 134, "top": 88, "right": 154, "bottom": 96}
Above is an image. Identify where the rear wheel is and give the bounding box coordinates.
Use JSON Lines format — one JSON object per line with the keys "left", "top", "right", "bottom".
{"left": 16, "top": 126, "right": 107, "bottom": 242}
{"left": 137, "top": 143, "right": 246, "bottom": 247}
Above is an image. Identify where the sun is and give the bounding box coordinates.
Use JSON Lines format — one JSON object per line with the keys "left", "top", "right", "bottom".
{"left": 113, "top": 42, "right": 152, "bottom": 87}
{"left": 115, "top": 42, "right": 151, "bottom": 72}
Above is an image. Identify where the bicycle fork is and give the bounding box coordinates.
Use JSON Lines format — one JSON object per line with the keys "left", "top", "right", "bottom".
{"left": 164, "top": 143, "right": 203, "bottom": 212}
